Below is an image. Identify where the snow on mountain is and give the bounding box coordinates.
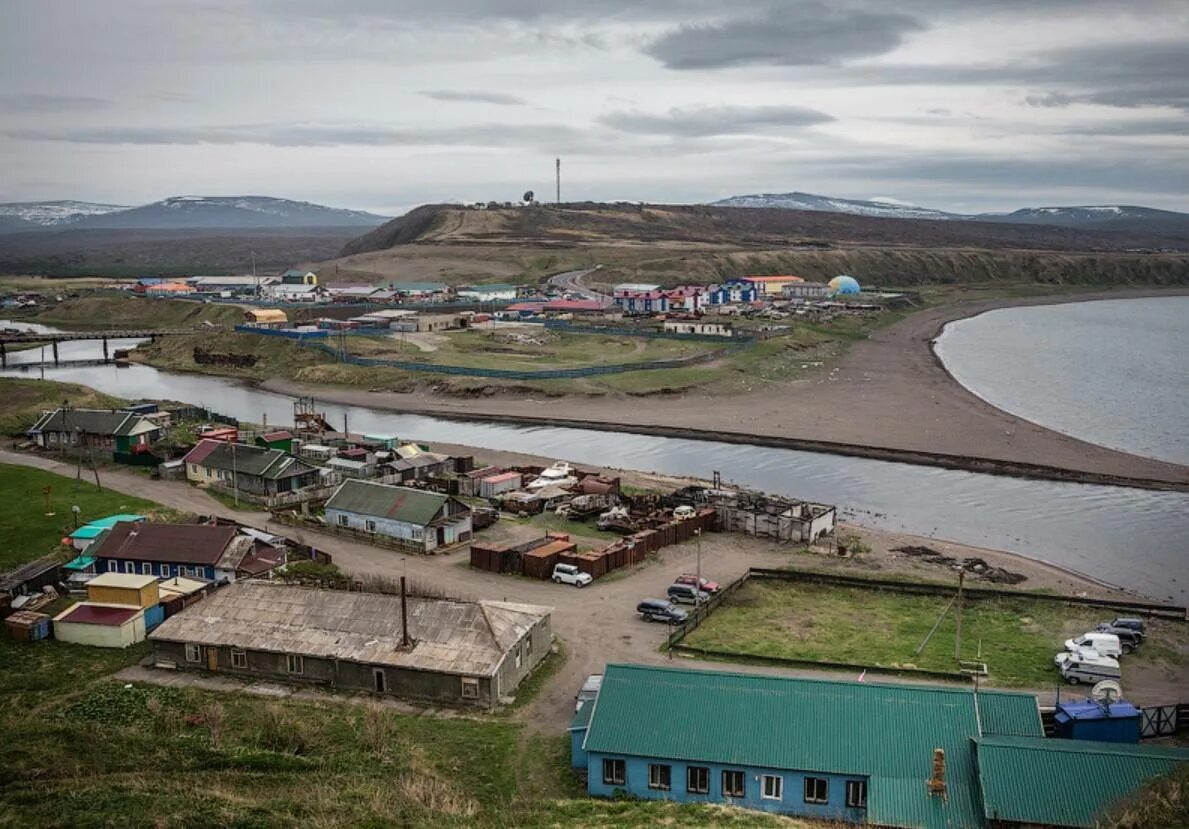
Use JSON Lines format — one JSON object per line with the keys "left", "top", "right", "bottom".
{"left": 0, "top": 200, "right": 130, "bottom": 226}
{"left": 68, "top": 195, "right": 390, "bottom": 230}
{"left": 711, "top": 191, "right": 963, "bottom": 221}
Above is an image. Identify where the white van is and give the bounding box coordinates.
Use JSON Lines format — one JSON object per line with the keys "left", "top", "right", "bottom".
{"left": 1064, "top": 632, "right": 1122, "bottom": 659}
{"left": 1054, "top": 649, "right": 1121, "bottom": 684}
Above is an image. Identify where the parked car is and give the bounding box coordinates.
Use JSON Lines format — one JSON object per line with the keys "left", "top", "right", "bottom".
{"left": 674, "top": 574, "right": 720, "bottom": 593}
{"left": 1065, "top": 632, "right": 1123, "bottom": 660}
{"left": 667, "top": 583, "right": 710, "bottom": 605}
{"left": 637, "top": 599, "right": 689, "bottom": 624}
{"left": 1098, "top": 618, "right": 1146, "bottom": 639}
{"left": 673, "top": 505, "right": 696, "bottom": 519}
{"left": 1055, "top": 649, "right": 1121, "bottom": 684}
{"left": 552, "top": 563, "right": 592, "bottom": 588}
{"left": 1095, "top": 625, "right": 1142, "bottom": 653}
{"left": 575, "top": 674, "right": 603, "bottom": 712}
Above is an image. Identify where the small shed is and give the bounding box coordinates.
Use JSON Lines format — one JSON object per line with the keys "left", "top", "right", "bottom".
{"left": 0, "top": 556, "right": 62, "bottom": 599}
{"left": 5, "top": 610, "right": 52, "bottom": 642}
{"left": 1054, "top": 700, "right": 1141, "bottom": 744}
{"left": 85, "top": 573, "right": 160, "bottom": 609}
{"left": 62, "top": 555, "right": 99, "bottom": 587}
{"left": 255, "top": 430, "right": 294, "bottom": 452}
{"left": 479, "top": 471, "right": 523, "bottom": 499}
{"left": 521, "top": 539, "right": 579, "bottom": 579}
{"left": 244, "top": 308, "right": 288, "bottom": 327}
{"left": 53, "top": 604, "right": 146, "bottom": 648}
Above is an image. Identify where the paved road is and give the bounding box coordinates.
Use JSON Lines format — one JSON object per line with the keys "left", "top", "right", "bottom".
{"left": 6, "top": 449, "right": 1130, "bottom": 729}
{"left": 547, "top": 268, "right": 607, "bottom": 302}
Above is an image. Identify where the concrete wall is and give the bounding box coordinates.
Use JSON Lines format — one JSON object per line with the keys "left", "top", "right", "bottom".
{"left": 586, "top": 752, "right": 867, "bottom": 822}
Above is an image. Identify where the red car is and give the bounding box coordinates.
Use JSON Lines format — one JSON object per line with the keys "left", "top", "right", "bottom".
{"left": 675, "top": 574, "right": 719, "bottom": 593}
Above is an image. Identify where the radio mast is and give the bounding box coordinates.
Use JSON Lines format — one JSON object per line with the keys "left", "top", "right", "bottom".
{"left": 555, "top": 157, "right": 561, "bottom": 204}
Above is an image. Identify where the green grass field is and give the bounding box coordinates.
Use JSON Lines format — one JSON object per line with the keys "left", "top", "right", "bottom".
{"left": 683, "top": 579, "right": 1185, "bottom": 688}
{"left": 0, "top": 377, "right": 128, "bottom": 437}
{"left": 0, "top": 464, "right": 182, "bottom": 570}
{"left": 0, "top": 636, "right": 805, "bottom": 828}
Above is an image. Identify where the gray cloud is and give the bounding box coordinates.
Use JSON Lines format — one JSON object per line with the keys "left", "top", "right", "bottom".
{"left": 0, "top": 93, "right": 112, "bottom": 112}
{"left": 601, "top": 104, "right": 833, "bottom": 136}
{"left": 645, "top": 5, "right": 925, "bottom": 70}
{"left": 420, "top": 90, "right": 527, "bottom": 105}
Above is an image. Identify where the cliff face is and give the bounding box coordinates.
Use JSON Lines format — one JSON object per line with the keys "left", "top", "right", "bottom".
{"left": 339, "top": 204, "right": 450, "bottom": 256}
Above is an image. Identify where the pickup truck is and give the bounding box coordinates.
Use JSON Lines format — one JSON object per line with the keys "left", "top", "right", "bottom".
{"left": 552, "top": 563, "right": 592, "bottom": 588}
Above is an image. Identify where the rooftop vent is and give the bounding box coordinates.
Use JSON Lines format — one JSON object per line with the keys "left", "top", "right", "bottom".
{"left": 927, "top": 748, "right": 947, "bottom": 799}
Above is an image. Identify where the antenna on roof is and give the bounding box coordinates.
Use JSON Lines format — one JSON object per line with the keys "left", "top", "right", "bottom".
{"left": 1091, "top": 679, "right": 1123, "bottom": 714}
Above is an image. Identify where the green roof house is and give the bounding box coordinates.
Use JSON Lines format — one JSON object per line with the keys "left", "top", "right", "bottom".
{"left": 183, "top": 439, "right": 319, "bottom": 500}
{"left": 29, "top": 409, "right": 161, "bottom": 460}
{"left": 324, "top": 479, "right": 472, "bottom": 553}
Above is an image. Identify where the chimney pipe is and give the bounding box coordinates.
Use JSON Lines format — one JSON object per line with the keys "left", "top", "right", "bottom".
{"left": 927, "top": 748, "right": 947, "bottom": 798}
{"left": 400, "top": 575, "right": 409, "bottom": 647}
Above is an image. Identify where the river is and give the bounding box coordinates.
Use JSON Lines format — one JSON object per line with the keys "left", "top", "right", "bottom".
{"left": 3, "top": 318, "right": 1187, "bottom": 601}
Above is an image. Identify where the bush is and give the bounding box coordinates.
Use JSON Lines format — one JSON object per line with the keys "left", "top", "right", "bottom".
{"left": 250, "top": 703, "right": 321, "bottom": 756}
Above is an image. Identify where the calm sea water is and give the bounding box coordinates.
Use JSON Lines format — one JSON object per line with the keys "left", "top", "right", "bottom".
{"left": 935, "top": 297, "right": 1189, "bottom": 466}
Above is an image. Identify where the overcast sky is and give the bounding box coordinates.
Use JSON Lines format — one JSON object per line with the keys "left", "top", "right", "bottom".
{"left": 2, "top": 0, "right": 1187, "bottom": 215}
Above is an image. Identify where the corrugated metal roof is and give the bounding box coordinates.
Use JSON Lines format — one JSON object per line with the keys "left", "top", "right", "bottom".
{"left": 570, "top": 699, "right": 593, "bottom": 731}
{"left": 90, "top": 522, "right": 236, "bottom": 565}
{"left": 30, "top": 408, "right": 156, "bottom": 437}
{"left": 976, "top": 735, "right": 1189, "bottom": 828}
{"left": 183, "top": 440, "right": 314, "bottom": 479}
{"left": 56, "top": 603, "right": 140, "bottom": 626}
{"left": 325, "top": 479, "right": 458, "bottom": 526}
{"left": 0, "top": 556, "right": 60, "bottom": 591}
{"left": 583, "top": 664, "right": 1041, "bottom": 829}
{"left": 150, "top": 582, "right": 550, "bottom": 677}
{"left": 978, "top": 691, "right": 1044, "bottom": 736}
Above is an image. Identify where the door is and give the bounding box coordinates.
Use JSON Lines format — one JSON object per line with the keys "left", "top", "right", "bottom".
{"left": 207, "top": 648, "right": 218, "bottom": 671}
{"left": 373, "top": 669, "right": 387, "bottom": 693}
{"left": 436, "top": 526, "right": 446, "bottom": 546}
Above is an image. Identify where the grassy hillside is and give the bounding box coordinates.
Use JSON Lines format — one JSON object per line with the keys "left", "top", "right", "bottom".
{"left": 0, "top": 377, "right": 128, "bottom": 437}
{"left": 33, "top": 294, "right": 244, "bottom": 328}
{"left": 131, "top": 330, "right": 333, "bottom": 381}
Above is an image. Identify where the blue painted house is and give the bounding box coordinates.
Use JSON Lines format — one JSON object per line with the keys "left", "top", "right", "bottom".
{"left": 613, "top": 290, "right": 670, "bottom": 315}
{"left": 706, "top": 279, "right": 759, "bottom": 305}
{"left": 572, "top": 664, "right": 1045, "bottom": 827}
{"left": 88, "top": 521, "right": 252, "bottom": 582}
{"left": 324, "top": 479, "right": 473, "bottom": 553}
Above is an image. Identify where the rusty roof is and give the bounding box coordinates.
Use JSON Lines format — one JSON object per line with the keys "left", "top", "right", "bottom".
{"left": 56, "top": 603, "right": 140, "bottom": 626}
{"left": 150, "top": 582, "right": 551, "bottom": 677}
{"left": 90, "top": 522, "right": 237, "bottom": 566}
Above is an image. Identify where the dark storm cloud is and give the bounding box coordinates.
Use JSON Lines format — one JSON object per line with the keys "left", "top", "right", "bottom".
{"left": 420, "top": 90, "right": 527, "bottom": 105}
{"left": 0, "top": 93, "right": 112, "bottom": 112}
{"left": 600, "top": 104, "right": 834, "bottom": 136}
{"left": 644, "top": 5, "right": 925, "bottom": 70}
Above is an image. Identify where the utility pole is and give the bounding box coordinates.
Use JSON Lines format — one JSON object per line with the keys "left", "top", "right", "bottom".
{"left": 231, "top": 440, "right": 239, "bottom": 508}
{"left": 555, "top": 157, "right": 561, "bottom": 205}
{"left": 695, "top": 527, "right": 703, "bottom": 608}
{"left": 954, "top": 569, "right": 965, "bottom": 661}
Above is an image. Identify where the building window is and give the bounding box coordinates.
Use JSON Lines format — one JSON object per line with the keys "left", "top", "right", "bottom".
{"left": 602, "top": 758, "right": 626, "bottom": 786}
{"left": 461, "top": 677, "right": 479, "bottom": 699}
{"left": 762, "top": 775, "right": 783, "bottom": 801}
{"left": 648, "top": 764, "right": 671, "bottom": 791}
{"left": 525, "top": 634, "right": 533, "bottom": 656}
{"left": 514, "top": 645, "right": 522, "bottom": 669}
{"left": 411, "top": 527, "right": 423, "bottom": 540}
{"left": 184, "top": 643, "right": 202, "bottom": 663}
{"left": 231, "top": 649, "right": 247, "bottom": 669}
{"left": 804, "top": 777, "right": 829, "bottom": 804}
{"left": 722, "top": 770, "right": 745, "bottom": 798}
{"left": 686, "top": 766, "right": 709, "bottom": 794}
{"left": 337, "top": 514, "right": 349, "bottom": 527}
{"left": 190, "top": 464, "right": 197, "bottom": 474}
{"left": 107, "top": 560, "right": 117, "bottom": 573}
{"left": 124, "top": 561, "right": 134, "bottom": 573}
{"left": 142, "top": 563, "right": 152, "bottom": 575}
{"left": 846, "top": 780, "right": 867, "bottom": 809}
{"left": 160, "top": 563, "right": 171, "bottom": 577}
{"left": 286, "top": 654, "right": 304, "bottom": 675}
{"left": 365, "top": 519, "right": 377, "bottom": 533}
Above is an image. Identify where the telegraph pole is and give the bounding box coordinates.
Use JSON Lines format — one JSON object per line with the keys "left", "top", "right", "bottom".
{"left": 954, "top": 569, "right": 965, "bottom": 660}
{"left": 555, "top": 157, "right": 561, "bottom": 204}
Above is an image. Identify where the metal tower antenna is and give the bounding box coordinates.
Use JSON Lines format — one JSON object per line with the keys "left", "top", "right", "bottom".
{"left": 556, "top": 157, "right": 561, "bottom": 204}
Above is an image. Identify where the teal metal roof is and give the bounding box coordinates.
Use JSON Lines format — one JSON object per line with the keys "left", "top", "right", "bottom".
{"left": 70, "top": 514, "right": 146, "bottom": 539}
{"left": 69, "top": 526, "right": 106, "bottom": 540}
{"left": 977, "top": 692, "right": 1044, "bottom": 736}
{"left": 570, "top": 699, "right": 593, "bottom": 731}
{"left": 583, "top": 664, "right": 1041, "bottom": 829}
{"left": 976, "top": 735, "right": 1189, "bottom": 828}
{"left": 63, "top": 555, "right": 96, "bottom": 570}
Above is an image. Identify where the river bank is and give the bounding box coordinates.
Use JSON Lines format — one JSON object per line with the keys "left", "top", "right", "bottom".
{"left": 255, "top": 287, "right": 1189, "bottom": 492}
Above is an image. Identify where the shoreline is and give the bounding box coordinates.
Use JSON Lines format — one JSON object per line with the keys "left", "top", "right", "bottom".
{"left": 253, "top": 287, "right": 1189, "bottom": 492}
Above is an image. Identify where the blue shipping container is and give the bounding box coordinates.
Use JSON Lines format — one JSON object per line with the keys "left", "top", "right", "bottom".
{"left": 1054, "top": 700, "right": 1141, "bottom": 743}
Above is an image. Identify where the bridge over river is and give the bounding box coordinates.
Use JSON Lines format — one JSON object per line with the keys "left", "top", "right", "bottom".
{"left": 0, "top": 327, "right": 196, "bottom": 367}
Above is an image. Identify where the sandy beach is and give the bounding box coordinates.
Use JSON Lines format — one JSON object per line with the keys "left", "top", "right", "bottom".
{"left": 262, "top": 288, "right": 1189, "bottom": 490}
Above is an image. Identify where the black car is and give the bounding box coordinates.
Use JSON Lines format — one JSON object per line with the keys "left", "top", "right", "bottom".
{"left": 1099, "top": 617, "right": 1146, "bottom": 637}
{"left": 666, "top": 583, "right": 711, "bottom": 605}
{"left": 1096, "top": 624, "right": 1143, "bottom": 652}
{"left": 637, "top": 599, "right": 689, "bottom": 624}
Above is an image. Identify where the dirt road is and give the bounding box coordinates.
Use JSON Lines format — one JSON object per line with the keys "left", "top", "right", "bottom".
{"left": 5, "top": 449, "right": 1182, "bottom": 729}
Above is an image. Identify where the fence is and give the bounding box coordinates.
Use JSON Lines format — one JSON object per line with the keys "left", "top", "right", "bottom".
{"left": 207, "top": 480, "right": 340, "bottom": 509}
{"left": 165, "top": 405, "right": 241, "bottom": 426}
{"left": 1139, "top": 704, "right": 1187, "bottom": 738}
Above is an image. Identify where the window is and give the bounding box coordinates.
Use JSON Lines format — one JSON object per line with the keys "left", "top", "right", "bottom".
{"left": 107, "top": 560, "right": 118, "bottom": 573}
{"left": 722, "top": 770, "right": 745, "bottom": 798}
{"left": 648, "top": 764, "right": 671, "bottom": 790}
{"left": 602, "top": 758, "right": 626, "bottom": 786}
{"left": 337, "top": 514, "right": 349, "bottom": 527}
{"left": 231, "top": 649, "right": 247, "bottom": 669}
{"left": 846, "top": 780, "right": 867, "bottom": 809}
{"left": 190, "top": 463, "right": 197, "bottom": 474}
{"left": 365, "top": 519, "right": 377, "bottom": 533}
{"left": 373, "top": 669, "right": 387, "bottom": 693}
{"left": 411, "top": 527, "right": 423, "bottom": 540}
{"left": 124, "top": 561, "right": 134, "bottom": 573}
{"left": 461, "top": 677, "right": 479, "bottom": 699}
{"left": 184, "top": 643, "right": 202, "bottom": 663}
{"left": 686, "top": 766, "right": 709, "bottom": 794}
{"left": 514, "top": 645, "right": 522, "bottom": 669}
{"left": 286, "top": 654, "right": 304, "bottom": 675}
{"left": 142, "top": 563, "right": 152, "bottom": 575}
{"left": 179, "top": 566, "right": 189, "bottom": 577}
{"left": 525, "top": 634, "right": 533, "bottom": 655}
{"left": 804, "top": 777, "right": 829, "bottom": 804}
{"left": 762, "top": 775, "right": 783, "bottom": 801}
{"left": 160, "top": 563, "right": 171, "bottom": 577}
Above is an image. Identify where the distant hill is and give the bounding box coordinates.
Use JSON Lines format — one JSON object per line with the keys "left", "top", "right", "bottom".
{"left": 0, "top": 196, "right": 389, "bottom": 233}
{"left": 711, "top": 191, "right": 1189, "bottom": 237}
{"left": 712, "top": 192, "right": 963, "bottom": 221}
{"left": 0, "top": 200, "right": 128, "bottom": 228}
